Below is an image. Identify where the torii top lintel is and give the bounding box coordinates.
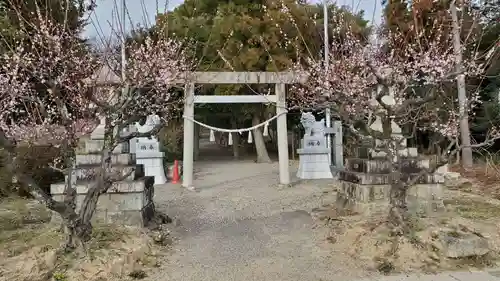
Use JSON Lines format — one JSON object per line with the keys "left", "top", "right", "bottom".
{"left": 182, "top": 71, "right": 308, "bottom": 84}
{"left": 94, "top": 65, "right": 307, "bottom": 85}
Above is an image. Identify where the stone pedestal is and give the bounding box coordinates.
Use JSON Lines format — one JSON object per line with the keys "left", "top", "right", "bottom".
{"left": 324, "top": 120, "right": 344, "bottom": 171}
{"left": 336, "top": 144, "right": 445, "bottom": 215}
{"left": 132, "top": 115, "right": 167, "bottom": 185}
{"left": 297, "top": 146, "right": 333, "bottom": 179}
{"left": 134, "top": 138, "right": 167, "bottom": 185}
{"left": 296, "top": 114, "right": 333, "bottom": 179}
{"left": 51, "top": 175, "right": 154, "bottom": 226}
{"left": 90, "top": 116, "right": 106, "bottom": 140}
{"left": 88, "top": 114, "right": 167, "bottom": 185}
{"left": 338, "top": 85, "right": 445, "bottom": 215}
{"left": 50, "top": 136, "right": 155, "bottom": 227}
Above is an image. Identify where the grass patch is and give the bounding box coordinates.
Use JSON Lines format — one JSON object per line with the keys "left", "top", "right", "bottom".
{"left": 451, "top": 253, "right": 498, "bottom": 269}
{"left": 129, "top": 269, "right": 147, "bottom": 279}
{"left": 88, "top": 224, "right": 131, "bottom": 253}
{"left": 0, "top": 197, "right": 51, "bottom": 230}
{"left": 0, "top": 196, "right": 132, "bottom": 258}
{"left": 443, "top": 198, "right": 500, "bottom": 220}
{"left": 0, "top": 225, "right": 61, "bottom": 257}
{"left": 0, "top": 197, "right": 160, "bottom": 280}
{"left": 0, "top": 197, "right": 56, "bottom": 256}
{"left": 0, "top": 196, "right": 158, "bottom": 281}
{"left": 49, "top": 225, "right": 133, "bottom": 271}
{"left": 375, "top": 257, "right": 396, "bottom": 274}
{"left": 52, "top": 271, "right": 68, "bottom": 281}
{"left": 0, "top": 223, "right": 132, "bottom": 259}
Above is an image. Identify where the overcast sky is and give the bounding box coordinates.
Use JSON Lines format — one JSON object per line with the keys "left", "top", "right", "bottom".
{"left": 83, "top": 0, "right": 382, "bottom": 40}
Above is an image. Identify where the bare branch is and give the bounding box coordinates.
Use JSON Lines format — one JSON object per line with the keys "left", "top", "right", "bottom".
{"left": 117, "top": 123, "right": 163, "bottom": 143}
{"left": 106, "top": 168, "right": 135, "bottom": 182}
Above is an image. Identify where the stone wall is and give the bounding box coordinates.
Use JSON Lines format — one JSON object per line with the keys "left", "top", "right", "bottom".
{"left": 337, "top": 145, "right": 445, "bottom": 215}
{"left": 50, "top": 138, "right": 155, "bottom": 226}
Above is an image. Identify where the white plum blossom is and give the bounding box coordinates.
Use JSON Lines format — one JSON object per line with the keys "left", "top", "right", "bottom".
{"left": 291, "top": 18, "right": 483, "bottom": 139}
{"left": 0, "top": 10, "right": 191, "bottom": 146}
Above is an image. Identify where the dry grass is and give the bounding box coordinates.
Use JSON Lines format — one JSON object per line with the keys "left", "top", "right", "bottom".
{"left": 0, "top": 225, "right": 61, "bottom": 257}
{"left": 443, "top": 197, "right": 500, "bottom": 220}
{"left": 450, "top": 163, "right": 500, "bottom": 199}
{"left": 0, "top": 196, "right": 51, "bottom": 230}
{"left": 0, "top": 197, "right": 167, "bottom": 281}
{"left": 318, "top": 192, "right": 500, "bottom": 275}
{"left": 0, "top": 224, "right": 162, "bottom": 281}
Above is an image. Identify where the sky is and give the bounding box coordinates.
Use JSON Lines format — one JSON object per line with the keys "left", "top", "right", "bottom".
{"left": 83, "top": 0, "right": 383, "bottom": 40}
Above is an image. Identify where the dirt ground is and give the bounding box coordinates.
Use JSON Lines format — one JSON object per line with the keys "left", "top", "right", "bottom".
{"left": 313, "top": 172, "right": 500, "bottom": 276}
{"left": 0, "top": 197, "right": 167, "bottom": 281}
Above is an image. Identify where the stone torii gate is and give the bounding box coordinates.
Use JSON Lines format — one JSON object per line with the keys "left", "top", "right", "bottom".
{"left": 181, "top": 72, "right": 307, "bottom": 189}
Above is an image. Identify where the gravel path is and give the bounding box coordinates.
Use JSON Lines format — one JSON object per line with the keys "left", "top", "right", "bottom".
{"left": 149, "top": 144, "right": 374, "bottom": 281}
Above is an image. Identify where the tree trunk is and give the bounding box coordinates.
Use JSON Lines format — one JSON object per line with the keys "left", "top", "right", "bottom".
{"left": 59, "top": 165, "right": 77, "bottom": 234}
{"left": 66, "top": 124, "right": 126, "bottom": 252}
{"left": 67, "top": 127, "right": 116, "bottom": 251}
{"left": 389, "top": 181, "right": 409, "bottom": 234}
{"left": 231, "top": 132, "right": 240, "bottom": 159}
{"left": 194, "top": 124, "right": 200, "bottom": 161}
{"left": 231, "top": 119, "right": 240, "bottom": 159}
{"left": 60, "top": 137, "right": 78, "bottom": 232}
{"left": 0, "top": 128, "right": 92, "bottom": 252}
{"left": 450, "top": 2, "right": 473, "bottom": 168}
{"left": 17, "top": 169, "right": 92, "bottom": 251}
{"left": 252, "top": 114, "right": 272, "bottom": 163}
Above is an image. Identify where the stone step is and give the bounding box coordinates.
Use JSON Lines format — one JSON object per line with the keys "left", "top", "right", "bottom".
{"left": 75, "top": 153, "right": 135, "bottom": 166}
{"left": 356, "top": 147, "right": 418, "bottom": 159}
{"left": 73, "top": 164, "right": 144, "bottom": 181}
{"left": 337, "top": 181, "right": 445, "bottom": 215}
{"left": 90, "top": 125, "right": 133, "bottom": 141}
{"left": 50, "top": 176, "right": 154, "bottom": 226}
{"left": 339, "top": 170, "right": 444, "bottom": 185}
{"left": 370, "top": 148, "right": 418, "bottom": 159}
{"left": 84, "top": 139, "right": 129, "bottom": 154}
{"left": 50, "top": 176, "right": 154, "bottom": 195}
{"left": 345, "top": 158, "right": 431, "bottom": 174}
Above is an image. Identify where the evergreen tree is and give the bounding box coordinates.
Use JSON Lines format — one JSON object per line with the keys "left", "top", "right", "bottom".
{"left": 0, "top": 0, "right": 94, "bottom": 52}
{"left": 154, "top": 0, "right": 369, "bottom": 161}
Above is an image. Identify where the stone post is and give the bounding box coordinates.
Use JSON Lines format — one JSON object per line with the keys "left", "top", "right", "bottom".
{"left": 332, "top": 120, "right": 343, "bottom": 169}
{"left": 90, "top": 116, "right": 106, "bottom": 140}
{"left": 182, "top": 83, "right": 195, "bottom": 189}
{"left": 134, "top": 115, "right": 167, "bottom": 185}
{"left": 276, "top": 83, "right": 290, "bottom": 185}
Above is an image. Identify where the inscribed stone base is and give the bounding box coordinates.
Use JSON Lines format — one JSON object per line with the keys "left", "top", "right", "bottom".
{"left": 84, "top": 139, "right": 129, "bottom": 154}
{"left": 50, "top": 177, "right": 155, "bottom": 227}
{"left": 136, "top": 152, "right": 167, "bottom": 185}
{"left": 345, "top": 158, "right": 432, "bottom": 174}
{"left": 75, "top": 153, "right": 135, "bottom": 166}
{"left": 339, "top": 170, "right": 445, "bottom": 185}
{"left": 407, "top": 184, "right": 445, "bottom": 216}
{"left": 296, "top": 148, "right": 333, "bottom": 179}
{"left": 336, "top": 181, "right": 445, "bottom": 216}
{"left": 50, "top": 203, "right": 155, "bottom": 226}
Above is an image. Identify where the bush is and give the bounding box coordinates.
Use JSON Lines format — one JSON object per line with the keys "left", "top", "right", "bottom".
{"left": 0, "top": 146, "right": 64, "bottom": 198}
{"left": 0, "top": 160, "right": 14, "bottom": 197}
{"left": 159, "top": 121, "right": 183, "bottom": 163}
